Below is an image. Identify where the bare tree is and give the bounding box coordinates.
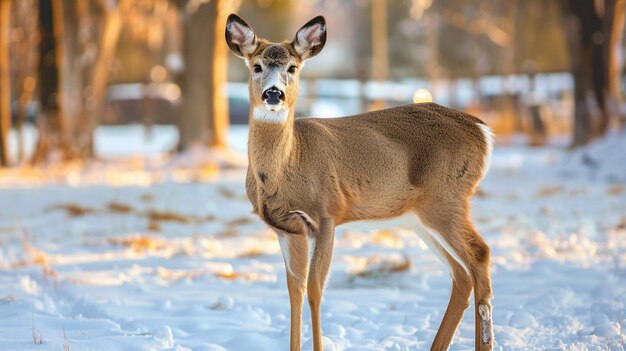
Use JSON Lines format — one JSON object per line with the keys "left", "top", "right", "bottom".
{"left": 562, "top": 0, "right": 626, "bottom": 147}
{"left": 11, "top": 0, "right": 39, "bottom": 163}
{"left": 32, "top": 0, "right": 60, "bottom": 164}
{"left": 208, "top": 0, "right": 233, "bottom": 147}
{"left": 176, "top": 0, "right": 240, "bottom": 150}
{"left": 86, "top": 0, "right": 131, "bottom": 155}
{"left": 0, "top": 0, "right": 11, "bottom": 166}
{"left": 32, "top": 0, "right": 132, "bottom": 163}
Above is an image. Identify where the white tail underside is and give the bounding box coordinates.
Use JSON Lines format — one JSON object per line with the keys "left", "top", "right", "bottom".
{"left": 477, "top": 123, "right": 494, "bottom": 181}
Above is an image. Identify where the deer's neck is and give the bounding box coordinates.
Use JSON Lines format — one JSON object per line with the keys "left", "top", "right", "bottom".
{"left": 248, "top": 107, "right": 297, "bottom": 174}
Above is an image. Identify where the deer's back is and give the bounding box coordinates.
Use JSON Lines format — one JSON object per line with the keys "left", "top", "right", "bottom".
{"left": 294, "top": 103, "right": 489, "bottom": 223}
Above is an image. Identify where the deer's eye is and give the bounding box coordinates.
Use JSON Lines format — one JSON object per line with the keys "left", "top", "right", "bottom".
{"left": 253, "top": 64, "right": 262, "bottom": 73}
{"left": 287, "top": 65, "right": 297, "bottom": 74}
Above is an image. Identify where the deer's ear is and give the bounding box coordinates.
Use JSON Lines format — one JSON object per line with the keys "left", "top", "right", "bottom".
{"left": 225, "top": 14, "right": 259, "bottom": 59}
{"left": 291, "top": 16, "right": 326, "bottom": 61}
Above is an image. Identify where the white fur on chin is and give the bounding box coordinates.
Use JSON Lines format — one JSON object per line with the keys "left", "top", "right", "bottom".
{"left": 253, "top": 107, "right": 289, "bottom": 123}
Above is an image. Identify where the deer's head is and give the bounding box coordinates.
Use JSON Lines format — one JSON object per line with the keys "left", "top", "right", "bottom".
{"left": 226, "top": 14, "right": 326, "bottom": 123}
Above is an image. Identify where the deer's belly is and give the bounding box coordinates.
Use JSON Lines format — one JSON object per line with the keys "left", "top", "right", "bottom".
{"left": 337, "top": 180, "right": 421, "bottom": 224}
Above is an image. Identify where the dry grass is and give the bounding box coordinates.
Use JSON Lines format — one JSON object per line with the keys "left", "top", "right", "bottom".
{"left": 618, "top": 319, "right": 624, "bottom": 348}
{"left": 156, "top": 267, "right": 265, "bottom": 283}
{"left": 383, "top": 257, "right": 410, "bottom": 274}
{"left": 215, "top": 227, "right": 239, "bottom": 238}
{"left": 536, "top": 185, "right": 564, "bottom": 197}
{"left": 140, "top": 193, "right": 154, "bottom": 202}
{"left": 32, "top": 313, "right": 42, "bottom": 345}
{"left": 607, "top": 185, "right": 625, "bottom": 197}
{"left": 107, "top": 236, "right": 166, "bottom": 253}
{"left": 215, "top": 271, "right": 240, "bottom": 280}
{"left": 146, "top": 220, "right": 161, "bottom": 232}
{"left": 226, "top": 217, "right": 254, "bottom": 226}
{"left": 210, "top": 299, "right": 231, "bottom": 310}
{"left": 218, "top": 186, "right": 237, "bottom": 199}
{"left": 197, "top": 163, "right": 220, "bottom": 180}
{"left": 218, "top": 186, "right": 248, "bottom": 201}
{"left": 237, "top": 247, "right": 267, "bottom": 258}
{"left": 13, "top": 235, "right": 59, "bottom": 287}
{"left": 371, "top": 230, "right": 404, "bottom": 249}
{"left": 31, "top": 250, "right": 49, "bottom": 266}
{"left": 355, "top": 254, "right": 411, "bottom": 278}
{"left": 474, "top": 187, "right": 488, "bottom": 198}
{"left": 568, "top": 188, "right": 587, "bottom": 197}
{"left": 106, "top": 202, "right": 134, "bottom": 213}
{"left": 156, "top": 267, "right": 208, "bottom": 283}
{"left": 475, "top": 215, "right": 493, "bottom": 224}
{"left": 155, "top": 267, "right": 253, "bottom": 282}
{"left": 48, "top": 201, "right": 214, "bottom": 228}
{"left": 41, "top": 266, "right": 60, "bottom": 286}
{"left": 615, "top": 216, "right": 626, "bottom": 231}
{"left": 144, "top": 210, "right": 213, "bottom": 225}
{"left": 145, "top": 210, "right": 194, "bottom": 224}
{"left": 63, "top": 328, "right": 70, "bottom": 351}
{"left": 48, "top": 204, "right": 95, "bottom": 217}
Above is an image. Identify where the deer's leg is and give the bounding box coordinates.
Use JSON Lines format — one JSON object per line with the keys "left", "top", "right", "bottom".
{"left": 418, "top": 231, "right": 473, "bottom": 351}
{"left": 432, "top": 249, "right": 473, "bottom": 350}
{"left": 467, "top": 232, "right": 493, "bottom": 351}
{"left": 277, "top": 232, "right": 310, "bottom": 351}
{"left": 307, "top": 219, "right": 335, "bottom": 351}
{"left": 416, "top": 205, "right": 493, "bottom": 351}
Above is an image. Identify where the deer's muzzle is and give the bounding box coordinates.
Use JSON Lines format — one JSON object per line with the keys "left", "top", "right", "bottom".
{"left": 262, "top": 87, "right": 285, "bottom": 106}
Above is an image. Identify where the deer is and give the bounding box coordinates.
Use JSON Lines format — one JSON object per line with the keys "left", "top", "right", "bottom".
{"left": 225, "top": 14, "right": 494, "bottom": 351}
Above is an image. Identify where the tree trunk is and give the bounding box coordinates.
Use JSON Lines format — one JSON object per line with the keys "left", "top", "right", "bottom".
{"left": 563, "top": 0, "right": 625, "bottom": 147}
{"left": 607, "top": 0, "right": 626, "bottom": 125}
{"left": 207, "top": 0, "right": 230, "bottom": 147}
{"left": 33, "top": 0, "right": 130, "bottom": 162}
{"left": 594, "top": 0, "right": 613, "bottom": 136}
{"left": 177, "top": 0, "right": 235, "bottom": 150}
{"left": 31, "top": 0, "right": 69, "bottom": 164}
{"left": 177, "top": 3, "right": 212, "bottom": 150}
{"left": 52, "top": 0, "right": 81, "bottom": 159}
{"left": 563, "top": 7, "right": 588, "bottom": 146}
{"left": 83, "top": 0, "right": 130, "bottom": 157}
{"left": 12, "top": 0, "right": 39, "bottom": 164}
{"left": 371, "top": 0, "right": 388, "bottom": 110}
{"left": 0, "top": 0, "right": 10, "bottom": 166}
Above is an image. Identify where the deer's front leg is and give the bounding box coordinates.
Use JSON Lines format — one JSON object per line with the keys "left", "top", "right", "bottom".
{"left": 277, "top": 232, "right": 310, "bottom": 351}
{"left": 307, "top": 219, "right": 335, "bottom": 351}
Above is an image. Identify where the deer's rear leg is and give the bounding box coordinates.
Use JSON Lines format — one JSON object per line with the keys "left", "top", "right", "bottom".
{"left": 429, "top": 243, "right": 473, "bottom": 351}
{"left": 307, "top": 219, "right": 335, "bottom": 351}
{"left": 417, "top": 207, "right": 493, "bottom": 351}
{"left": 277, "top": 232, "right": 310, "bottom": 351}
{"left": 468, "top": 234, "right": 493, "bottom": 351}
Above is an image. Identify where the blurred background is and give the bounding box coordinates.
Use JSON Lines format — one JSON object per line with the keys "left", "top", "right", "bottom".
{"left": 1, "top": 3, "right": 626, "bottom": 349}
{"left": 0, "top": 0, "right": 625, "bottom": 167}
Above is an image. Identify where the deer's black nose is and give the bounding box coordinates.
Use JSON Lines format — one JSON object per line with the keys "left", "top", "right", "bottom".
{"left": 262, "top": 87, "right": 285, "bottom": 105}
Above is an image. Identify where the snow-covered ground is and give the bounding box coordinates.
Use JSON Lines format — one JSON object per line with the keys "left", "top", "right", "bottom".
{"left": 0, "top": 127, "right": 625, "bottom": 351}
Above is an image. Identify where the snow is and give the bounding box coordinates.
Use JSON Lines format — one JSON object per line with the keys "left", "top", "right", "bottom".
{"left": 0, "top": 127, "right": 625, "bottom": 350}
